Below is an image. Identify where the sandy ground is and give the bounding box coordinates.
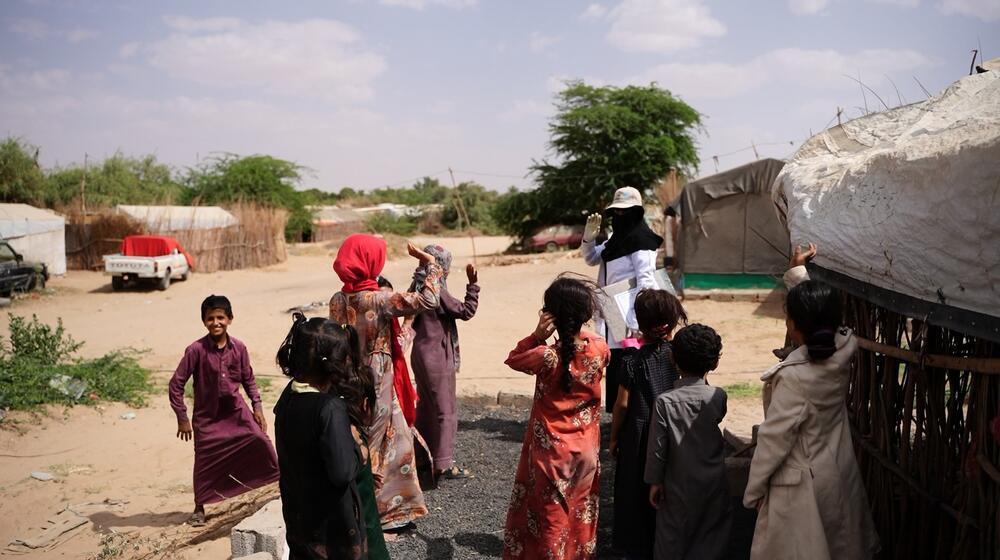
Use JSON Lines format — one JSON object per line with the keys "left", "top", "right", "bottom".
{"left": 0, "top": 235, "right": 785, "bottom": 559}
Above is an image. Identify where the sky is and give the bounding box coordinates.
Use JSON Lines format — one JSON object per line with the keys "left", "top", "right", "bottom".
{"left": 1, "top": 0, "right": 997, "bottom": 192}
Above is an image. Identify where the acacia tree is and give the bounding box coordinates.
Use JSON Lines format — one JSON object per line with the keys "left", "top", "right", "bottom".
{"left": 496, "top": 81, "right": 702, "bottom": 237}
{"left": 0, "top": 138, "right": 45, "bottom": 204}
{"left": 183, "top": 154, "right": 311, "bottom": 240}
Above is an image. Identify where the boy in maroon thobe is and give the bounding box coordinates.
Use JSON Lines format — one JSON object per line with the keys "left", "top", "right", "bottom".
{"left": 169, "top": 294, "right": 280, "bottom": 525}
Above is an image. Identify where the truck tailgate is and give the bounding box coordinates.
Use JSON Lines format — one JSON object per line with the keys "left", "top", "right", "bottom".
{"left": 105, "top": 257, "right": 156, "bottom": 275}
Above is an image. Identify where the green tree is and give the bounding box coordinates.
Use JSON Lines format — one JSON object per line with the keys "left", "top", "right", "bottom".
{"left": 442, "top": 181, "right": 502, "bottom": 234}
{"left": 0, "top": 138, "right": 46, "bottom": 204}
{"left": 184, "top": 154, "right": 311, "bottom": 240}
{"left": 498, "top": 81, "right": 702, "bottom": 237}
{"left": 45, "top": 154, "right": 184, "bottom": 207}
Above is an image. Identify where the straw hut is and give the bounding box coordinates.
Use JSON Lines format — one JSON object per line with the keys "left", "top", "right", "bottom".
{"left": 674, "top": 158, "right": 788, "bottom": 289}
{"left": 309, "top": 206, "right": 364, "bottom": 242}
{"left": 0, "top": 203, "right": 66, "bottom": 275}
{"left": 772, "top": 64, "right": 1000, "bottom": 559}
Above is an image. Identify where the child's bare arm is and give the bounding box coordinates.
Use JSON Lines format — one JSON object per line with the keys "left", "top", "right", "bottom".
{"left": 609, "top": 387, "right": 630, "bottom": 457}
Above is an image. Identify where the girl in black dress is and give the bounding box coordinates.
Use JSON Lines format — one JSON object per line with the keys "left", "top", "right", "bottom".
{"left": 609, "top": 290, "right": 687, "bottom": 559}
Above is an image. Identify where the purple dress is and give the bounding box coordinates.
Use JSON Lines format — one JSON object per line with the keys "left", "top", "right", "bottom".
{"left": 168, "top": 335, "right": 280, "bottom": 505}
{"left": 410, "top": 284, "right": 480, "bottom": 471}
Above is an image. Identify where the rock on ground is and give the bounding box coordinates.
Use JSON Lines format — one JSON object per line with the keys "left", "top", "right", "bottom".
{"left": 386, "top": 403, "right": 756, "bottom": 559}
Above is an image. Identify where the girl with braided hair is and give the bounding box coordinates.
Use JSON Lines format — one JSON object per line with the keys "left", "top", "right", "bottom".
{"left": 273, "top": 314, "right": 389, "bottom": 560}
{"left": 502, "top": 275, "right": 610, "bottom": 559}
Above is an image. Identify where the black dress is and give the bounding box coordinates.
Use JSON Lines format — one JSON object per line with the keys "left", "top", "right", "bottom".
{"left": 612, "top": 340, "right": 679, "bottom": 558}
{"left": 274, "top": 383, "right": 365, "bottom": 560}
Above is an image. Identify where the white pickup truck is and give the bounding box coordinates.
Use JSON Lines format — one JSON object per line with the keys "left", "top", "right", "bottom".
{"left": 104, "top": 235, "right": 192, "bottom": 291}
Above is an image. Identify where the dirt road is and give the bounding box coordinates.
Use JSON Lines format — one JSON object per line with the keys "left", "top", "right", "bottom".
{"left": 0, "top": 236, "right": 785, "bottom": 559}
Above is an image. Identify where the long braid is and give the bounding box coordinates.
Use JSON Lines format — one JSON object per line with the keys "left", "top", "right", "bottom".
{"left": 543, "top": 274, "right": 600, "bottom": 394}
{"left": 556, "top": 317, "right": 583, "bottom": 392}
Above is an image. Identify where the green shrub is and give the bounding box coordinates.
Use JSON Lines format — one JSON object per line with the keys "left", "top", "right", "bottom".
{"left": 0, "top": 314, "right": 152, "bottom": 410}
{"left": 364, "top": 212, "right": 418, "bottom": 236}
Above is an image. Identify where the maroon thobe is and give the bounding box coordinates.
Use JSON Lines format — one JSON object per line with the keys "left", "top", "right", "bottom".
{"left": 168, "top": 335, "right": 280, "bottom": 505}
{"left": 411, "top": 284, "right": 480, "bottom": 470}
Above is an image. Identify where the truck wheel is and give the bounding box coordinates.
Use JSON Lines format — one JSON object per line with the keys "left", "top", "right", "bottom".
{"left": 112, "top": 276, "right": 124, "bottom": 291}
{"left": 180, "top": 269, "right": 189, "bottom": 281}
{"left": 158, "top": 270, "right": 171, "bottom": 291}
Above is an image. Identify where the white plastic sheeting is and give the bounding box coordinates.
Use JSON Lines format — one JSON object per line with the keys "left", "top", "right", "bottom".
{"left": 773, "top": 68, "right": 1000, "bottom": 319}
{"left": 0, "top": 203, "right": 67, "bottom": 275}
{"left": 116, "top": 205, "right": 238, "bottom": 232}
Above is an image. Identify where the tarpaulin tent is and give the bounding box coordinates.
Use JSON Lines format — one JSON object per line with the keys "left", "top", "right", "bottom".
{"left": 0, "top": 203, "right": 66, "bottom": 275}
{"left": 675, "top": 158, "right": 788, "bottom": 289}
{"left": 773, "top": 67, "right": 1000, "bottom": 334}
{"left": 115, "top": 205, "right": 237, "bottom": 232}
{"left": 773, "top": 63, "right": 1000, "bottom": 559}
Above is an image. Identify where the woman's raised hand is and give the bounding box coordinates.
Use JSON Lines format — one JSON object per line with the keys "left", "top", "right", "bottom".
{"left": 533, "top": 311, "right": 556, "bottom": 342}
{"left": 407, "top": 242, "right": 434, "bottom": 264}
{"left": 583, "top": 213, "right": 602, "bottom": 243}
{"left": 466, "top": 264, "right": 478, "bottom": 284}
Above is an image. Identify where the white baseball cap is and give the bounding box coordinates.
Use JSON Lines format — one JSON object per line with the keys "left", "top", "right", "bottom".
{"left": 605, "top": 186, "right": 643, "bottom": 210}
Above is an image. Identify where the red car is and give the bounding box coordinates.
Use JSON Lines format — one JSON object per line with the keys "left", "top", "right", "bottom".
{"left": 527, "top": 224, "right": 585, "bottom": 252}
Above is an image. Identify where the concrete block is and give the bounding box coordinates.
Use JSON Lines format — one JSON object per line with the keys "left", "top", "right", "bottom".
{"left": 238, "top": 554, "right": 276, "bottom": 560}
{"left": 231, "top": 498, "right": 286, "bottom": 560}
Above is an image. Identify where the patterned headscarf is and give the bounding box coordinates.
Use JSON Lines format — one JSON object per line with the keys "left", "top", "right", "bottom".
{"left": 409, "top": 244, "right": 452, "bottom": 292}
{"left": 333, "top": 234, "right": 386, "bottom": 293}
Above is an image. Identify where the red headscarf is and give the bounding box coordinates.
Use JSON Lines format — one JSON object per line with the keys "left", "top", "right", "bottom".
{"left": 333, "top": 234, "right": 386, "bottom": 293}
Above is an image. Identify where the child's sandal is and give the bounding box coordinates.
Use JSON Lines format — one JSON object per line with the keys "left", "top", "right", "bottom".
{"left": 186, "top": 511, "right": 206, "bottom": 527}
{"left": 437, "top": 466, "right": 472, "bottom": 480}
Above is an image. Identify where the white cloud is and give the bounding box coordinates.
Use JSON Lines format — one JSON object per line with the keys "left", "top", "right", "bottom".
{"left": 529, "top": 32, "right": 560, "bottom": 53}
{"left": 378, "top": 0, "right": 477, "bottom": 9}
{"left": 606, "top": 0, "right": 726, "bottom": 54}
{"left": 788, "top": 0, "right": 829, "bottom": 15}
{"left": 119, "top": 41, "right": 141, "bottom": 58}
{"left": 938, "top": 0, "right": 1000, "bottom": 21}
{"left": 66, "top": 28, "right": 99, "bottom": 43}
{"left": 8, "top": 18, "right": 50, "bottom": 39}
{"left": 581, "top": 3, "right": 608, "bottom": 20}
{"left": 162, "top": 16, "right": 242, "bottom": 32}
{"left": 146, "top": 18, "right": 386, "bottom": 103}
{"left": 8, "top": 19, "right": 100, "bottom": 42}
{"left": 631, "top": 47, "right": 935, "bottom": 100}
{"left": 869, "top": 0, "right": 919, "bottom": 6}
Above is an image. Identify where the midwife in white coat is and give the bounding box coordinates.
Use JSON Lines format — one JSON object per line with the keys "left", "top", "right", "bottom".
{"left": 581, "top": 186, "right": 662, "bottom": 411}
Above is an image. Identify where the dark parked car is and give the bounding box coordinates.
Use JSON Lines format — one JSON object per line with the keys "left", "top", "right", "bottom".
{"left": 526, "top": 224, "right": 585, "bottom": 252}
{"left": 0, "top": 240, "right": 48, "bottom": 298}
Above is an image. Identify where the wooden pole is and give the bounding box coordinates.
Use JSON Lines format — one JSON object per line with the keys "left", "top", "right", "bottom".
{"left": 855, "top": 335, "right": 1000, "bottom": 375}
{"left": 447, "top": 167, "right": 478, "bottom": 266}
{"left": 80, "top": 153, "right": 88, "bottom": 218}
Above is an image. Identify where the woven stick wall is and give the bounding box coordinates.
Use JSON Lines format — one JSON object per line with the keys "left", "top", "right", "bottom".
{"left": 167, "top": 204, "right": 287, "bottom": 273}
{"left": 65, "top": 203, "right": 287, "bottom": 272}
{"left": 844, "top": 294, "right": 1000, "bottom": 559}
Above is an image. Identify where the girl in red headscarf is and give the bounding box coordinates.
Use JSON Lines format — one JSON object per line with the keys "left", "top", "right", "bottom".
{"left": 329, "top": 234, "right": 442, "bottom": 530}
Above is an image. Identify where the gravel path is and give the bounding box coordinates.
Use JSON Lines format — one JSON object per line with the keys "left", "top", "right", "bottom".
{"left": 384, "top": 403, "right": 616, "bottom": 559}
{"left": 386, "top": 402, "right": 755, "bottom": 559}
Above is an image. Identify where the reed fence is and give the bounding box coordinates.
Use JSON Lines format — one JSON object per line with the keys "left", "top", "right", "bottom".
{"left": 844, "top": 294, "right": 1000, "bottom": 559}
{"left": 65, "top": 203, "right": 287, "bottom": 273}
